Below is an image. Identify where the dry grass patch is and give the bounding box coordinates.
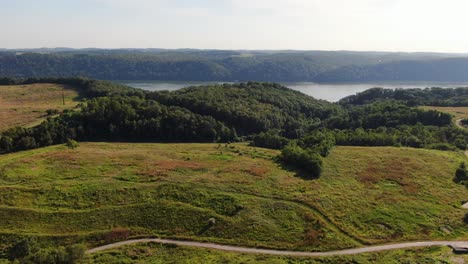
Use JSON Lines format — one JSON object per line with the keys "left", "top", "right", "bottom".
{"left": 244, "top": 166, "right": 269, "bottom": 177}
{"left": 358, "top": 157, "right": 422, "bottom": 193}
{"left": 0, "top": 83, "right": 80, "bottom": 131}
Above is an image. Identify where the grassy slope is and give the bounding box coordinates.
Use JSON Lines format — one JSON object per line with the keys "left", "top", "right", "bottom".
{"left": 319, "top": 147, "right": 467, "bottom": 242}
{"left": 86, "top": 242, "right": 468, "bottom": 264}
{"left": 0, "top": 83, "right": 80, "bottom": 131}
{"left": 0, "top": 143, "right": 358, "bottom": 252}
{"left": 0, "top": 142, "right": 466, "bottom": 255}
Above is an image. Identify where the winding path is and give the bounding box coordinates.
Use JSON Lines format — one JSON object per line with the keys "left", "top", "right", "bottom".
{"left": 86, "top": 238, "right": 468, "bottom": 256}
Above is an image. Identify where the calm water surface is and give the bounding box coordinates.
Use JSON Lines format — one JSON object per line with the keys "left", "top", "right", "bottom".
{"left": 117, "top": 81, "right": 468, "bottom": 102}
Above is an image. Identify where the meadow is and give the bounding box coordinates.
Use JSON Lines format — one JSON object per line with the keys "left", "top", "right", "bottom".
{"left": 0, "top": 84, "right": 80, "bottom": 131}
{"left": 0, "top": 142, "right": 466, "bottom": 259}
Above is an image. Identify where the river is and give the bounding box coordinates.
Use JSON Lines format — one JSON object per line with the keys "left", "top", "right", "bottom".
{"left": 116, "top": 81, "right": 468, "bottom": 102}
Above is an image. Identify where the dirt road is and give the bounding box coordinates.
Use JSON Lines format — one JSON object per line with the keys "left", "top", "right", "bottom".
{"left": 86, "top": 238, "right": 468, "bottom": 256}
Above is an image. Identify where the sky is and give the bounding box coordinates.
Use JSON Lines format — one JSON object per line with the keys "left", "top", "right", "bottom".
{"left": 1, "top": 0, "right": 468, "bottom": 53}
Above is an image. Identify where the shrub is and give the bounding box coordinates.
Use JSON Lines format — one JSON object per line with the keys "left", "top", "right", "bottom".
{"left": 427, "top": 143, "right": 457, "bottom": 151}
{"left": 280, "top": 144, "right": 323, "bottom": 179}
{"left": 29, "top": 247, "right": 66, "bottom": 264}
{"left": 404, "top": 135, "right": 423, "bottom": 148}
{"left": 304, "top": 228, "right": 321, "bottom": 245}
{"left": 455, "top": 162, "right": 468, "bottom": 183}
{"left": 65, "top": 244, "right": 86, "bottom": 264}
{"left": 65, "top": 139, "right": 79, "bottom": 149}
{"left": 8, "top": 239, "right": 31, "bottom": 260}
{"left": 104, "top": 227, "right": 130, "bottom": 243}
{"left": 46, "top": 109, "right": 60, "bottom": 116}
{"left": 27, "top": 244, "right": 85, "bottom": 264}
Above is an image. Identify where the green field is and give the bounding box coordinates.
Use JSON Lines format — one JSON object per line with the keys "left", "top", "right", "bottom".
{"left": 0, "top": 142, "right": 466, "bottom": 260}
{"left": 0, "top": 83, "right": 80, "bottom": 131}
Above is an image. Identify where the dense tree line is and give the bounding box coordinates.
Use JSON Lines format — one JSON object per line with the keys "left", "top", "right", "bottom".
{"left": 328, "top": 101, "right": 453, "bottom": 129}
{"left": 340, "top": 87, "right": 468, "bottom": 107}
{"left": 331, "top": 126, "right": 467, "bottom": 149}
{"left": 7, "top": 239, "right": 85, "bottom": 264}
{"left": 0, "top": 96, "right": 237, "bottom": 153}
{"left": 0, "top": 82, "right": 339, "bottom": 153}
{"left": 2, "top": 50, "right": 468, "bottom": 82}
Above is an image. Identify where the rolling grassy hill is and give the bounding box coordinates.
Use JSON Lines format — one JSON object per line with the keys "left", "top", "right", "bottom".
{"left": 0, "top": 83, "right": 80, "bottom": 131}
{"left": 0, "top": 142, "right": 466, "bottom": 260}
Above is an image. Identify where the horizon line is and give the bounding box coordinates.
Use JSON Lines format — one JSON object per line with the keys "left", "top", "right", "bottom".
{"left": 1, "top": 47, "right": 468, "bottom": 55}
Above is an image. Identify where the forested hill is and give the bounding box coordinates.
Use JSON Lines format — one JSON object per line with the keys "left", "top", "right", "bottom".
{"left": 1, "top": 49, "right": 468, "bottom": 82}
{"left": 148, "top": 83, "right": 339, "bottom": 137}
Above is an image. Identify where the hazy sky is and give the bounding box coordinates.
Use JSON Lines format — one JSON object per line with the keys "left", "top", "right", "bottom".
{"left": 2, "top": 0, "right": 468, "bottom": 52}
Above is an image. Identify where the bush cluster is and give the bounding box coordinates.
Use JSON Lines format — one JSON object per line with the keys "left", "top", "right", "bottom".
{"left": 7, "top": 239, "right": 85, "bottom": 264}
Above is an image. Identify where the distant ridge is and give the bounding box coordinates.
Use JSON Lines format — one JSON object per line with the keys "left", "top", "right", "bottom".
{"left": 1, "top": 49, "right": 468, "bottom": 82}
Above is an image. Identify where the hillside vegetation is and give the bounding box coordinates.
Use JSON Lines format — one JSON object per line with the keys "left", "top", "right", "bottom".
{"left": 0, "top": 81, "right": 342, "bottom": 154}
{"left": 0, "top": 143, "right": 466, "bottom": 260}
